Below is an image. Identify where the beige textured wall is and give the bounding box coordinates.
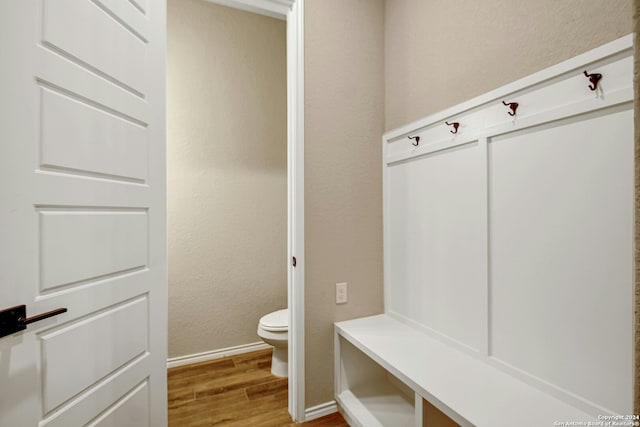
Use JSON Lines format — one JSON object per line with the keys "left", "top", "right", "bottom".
{"left": 385, "top": 0, "right": 633, "bottom": 131}
{"left": 304, "top": 0, "right": 386, "bottom": 407}
{"left": 167, "top": 0, "right": 287, "bottom": 358}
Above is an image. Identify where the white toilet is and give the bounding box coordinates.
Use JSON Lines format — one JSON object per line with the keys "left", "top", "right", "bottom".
{"left": 257, "top": 308, "right": 288, "bottom": 377}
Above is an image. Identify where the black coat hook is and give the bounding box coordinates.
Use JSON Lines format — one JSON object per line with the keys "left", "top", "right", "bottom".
{"left": 408, "top": 135, "right": 420, "bottom": 146}
{"left": 502, "top": 101, "right": 519, "bottom": 116}
{"left": 445, "top": 121, "right": 460, "bottom": 134}
{"left": 583, "top": 70, "right": 602, "bottom": 91}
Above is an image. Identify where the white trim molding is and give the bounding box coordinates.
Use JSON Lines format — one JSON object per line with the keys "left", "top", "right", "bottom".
{"left": 166, "top": 342, "right": 271, "bottom": 369}
{"left": 304, "top": 401, "right": 338, "bottom": 421}
{"left": 286, "top": 0, "right": 305, "bottom": 422}
{"left": 203, "top": 0, "right": 293, "bottom": 19}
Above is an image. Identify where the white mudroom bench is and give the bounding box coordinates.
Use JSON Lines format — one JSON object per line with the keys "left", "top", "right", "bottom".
{"left": 335, "top": 314, "right": 599, "bottom": 427}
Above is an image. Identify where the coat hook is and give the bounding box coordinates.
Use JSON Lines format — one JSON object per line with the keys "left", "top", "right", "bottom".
{"left": 502, "top": 101, "right": 519, "bottom": 116}
{"left": 583, "top": 70, "right": 602, "bottom": 91}
{"left": 445, "top": 121, "right": 459, "bottom": 134}
{"left": 408, "top": 135, "right": 420, "bottom": 146}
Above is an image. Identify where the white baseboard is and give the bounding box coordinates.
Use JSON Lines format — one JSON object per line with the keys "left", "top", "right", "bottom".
{"left": 167, "top": 342, "right": 271, "bottom": 369}
{"left": 304, "top": 400, "right": 338, "bottom": 421}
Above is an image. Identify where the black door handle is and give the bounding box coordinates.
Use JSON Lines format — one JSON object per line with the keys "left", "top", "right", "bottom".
{"left": 0, "top": 305, "right": 67, "bottom": 338}
{"left": 19, "top": 307, "right": 68, "bottom": 325}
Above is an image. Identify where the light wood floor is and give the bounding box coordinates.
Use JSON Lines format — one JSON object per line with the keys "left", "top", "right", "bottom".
{"left": 168, "top": 348, "right": 349, "bottom": 426}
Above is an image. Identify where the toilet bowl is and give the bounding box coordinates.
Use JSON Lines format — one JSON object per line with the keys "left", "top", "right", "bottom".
{"left": 257, "top": 308, "right": 288, "bottom": 377}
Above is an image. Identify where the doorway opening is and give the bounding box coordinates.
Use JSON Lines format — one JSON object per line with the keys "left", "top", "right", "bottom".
{"left": 166, "top": 0, "right": 305, "bottom": 422}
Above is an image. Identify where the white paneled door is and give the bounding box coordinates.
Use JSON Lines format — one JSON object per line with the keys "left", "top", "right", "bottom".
{"left": 0, "top": 1, "right": 167, "bottom": 426}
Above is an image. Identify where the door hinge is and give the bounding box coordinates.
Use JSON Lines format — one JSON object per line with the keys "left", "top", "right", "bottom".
{"left": 292, "top": 256, "right": 297, "bottom": 267}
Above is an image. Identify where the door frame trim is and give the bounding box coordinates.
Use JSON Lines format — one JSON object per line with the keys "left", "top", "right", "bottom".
{"left": 203, "top": 0, "right": 292, "bottom": 20}
{"left": 201, "top": 0, "right": 306, "bottom": 421}
{"left": 286, "top": 0, "right": 305, "bottom": 422}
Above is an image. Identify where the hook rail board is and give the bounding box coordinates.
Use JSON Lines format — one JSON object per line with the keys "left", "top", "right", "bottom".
{"left": 335, "top": 34, "right": 634, "bottom": 427}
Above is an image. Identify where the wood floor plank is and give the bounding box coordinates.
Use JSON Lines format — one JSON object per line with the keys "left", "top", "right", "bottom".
{"left": 297, "top": 412, "right": 350, "bottom": 426}
{"left": 168, "top": 388, "right": 195, "bottom": 409}
{"left": 169, "top": 363, "right": 249, "bottom": 391}
{"left": 246, "top": 378, "right": 288, "bottom": 400}
{"left": 224, "top": 407, "right": 293, "bottom": 427}
{"left": 167, "top": 349, "right": 348, "bottom": 426}
{"left": 168, "top": 358, "right": 236, "bottom": 379}
{"left": 169, "top": 389, "right": 248, "bottom": 423}
{"left": 231, "top": 348, "right": 273, "bottom": 366}
{"left": 189, "top": 390, "right": 287, "bottom": 425}
{"left": 194, "top": 368, "right": 275, "bottom": 399}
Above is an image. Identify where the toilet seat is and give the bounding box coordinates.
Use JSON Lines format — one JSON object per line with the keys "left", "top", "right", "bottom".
{"left": 259, "top": 309, "right": 288, "bottom": 332}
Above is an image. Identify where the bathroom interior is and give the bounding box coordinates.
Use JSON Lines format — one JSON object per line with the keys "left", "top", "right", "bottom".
{"left": 167, "top": 0, "right": 292, "bottom": 412}
{"left": 167, "top": 0, "right": 288, "bottom": 369}
{"left": 166, "top": 0, "right": 299, "bottom": 423}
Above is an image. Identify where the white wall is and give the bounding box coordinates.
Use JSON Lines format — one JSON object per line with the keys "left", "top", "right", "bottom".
{"left": 167, "top": 0, "right": 287, "bottom": 358}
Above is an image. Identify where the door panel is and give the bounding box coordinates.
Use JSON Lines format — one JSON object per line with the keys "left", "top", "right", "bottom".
{"left": 128, "top": 0, "right": 147, "bottom": 15}
{"left": 43, "top": 0, "right": 148, "bottom": 94}
{"left": 0, "top": 0, "right": 166, "bottom": 425}
{"left": 39, "top": 209, "right": 148, "bottom": 291}
{"left": 88, "top": 381, "right": 149, "bottom": 427}
{"left": 40, "top": 358, "right": 150, "bottom": 427}
{"left": 41, "top": 297, "right": 148, "bottom": 412}
{"left": 89, "top": 0, "right": 150, "bottom": 41}
{"left": 37, "top": 48, "right": 148, "bottom": 125}
{"left": 41, "top": 88, "right": 148, "bottom": 182}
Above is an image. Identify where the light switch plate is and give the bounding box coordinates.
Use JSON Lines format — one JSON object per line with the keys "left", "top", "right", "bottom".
{"left": 336, "top": 282, "right": 347, "bottom": 304}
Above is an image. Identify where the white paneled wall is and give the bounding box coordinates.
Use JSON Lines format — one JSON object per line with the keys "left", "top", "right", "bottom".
{"left": 383, "top": 35, "right": 634, "bottom": 416}
{"left": 387, "top": 143, "right": 485, "bottom": 352}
